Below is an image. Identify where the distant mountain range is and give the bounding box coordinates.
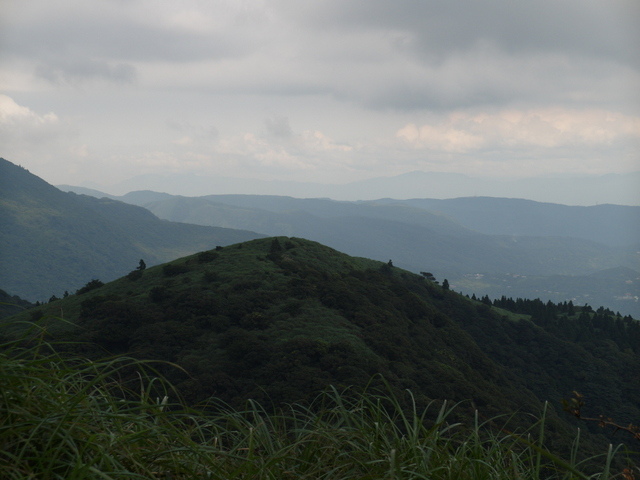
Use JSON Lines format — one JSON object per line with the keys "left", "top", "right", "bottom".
{"left": 72, "top": 169, "right": 640, "bottom": 206}
{"left": 1, "top": 155, "right": 637, "bottom": 316}
{"left": 0, "top": 158, "right": 264, "bottom": 301}
{"left": 59, "top": 186, "right": 640, "bottom": 317}
{"left": 376, "top": 197, "right": 640, "bottom": 247}
{"left": 56, "top": 186, "right": 640, "bottom": 247}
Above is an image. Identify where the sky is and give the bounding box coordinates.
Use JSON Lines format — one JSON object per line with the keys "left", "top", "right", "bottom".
{"left": 1, "top": 0, "right": 639, "bottom": 196}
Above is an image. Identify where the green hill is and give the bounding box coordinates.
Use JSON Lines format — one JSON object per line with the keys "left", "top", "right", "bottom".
{"left": 12, "top": 236, "right": 639, "bottom": 458}
{"left": 0, "top": 158, "right": 264, "bottom": 301}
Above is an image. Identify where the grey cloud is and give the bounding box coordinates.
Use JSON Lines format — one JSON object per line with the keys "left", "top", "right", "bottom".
{"left": 250, "top": 0, "right": 638, "bottom": 113}
{"left": 35, "top": 58, "right": 136, "bottom": 84}
{"left": 3, "top": 1, "right": 637, "bottom": 116}
{"left": 166, "top": 120, "right": 219, "bottom": 142}
{"left": 277, "top": 0, "right": 639, "bottom": 66}
{"left": 265, "top": 116, "right": 293, "bottom": 138}
{"left": 4, "top": 9, "right": 252, "bottom": 65}
{"left": 353, "top": 52, "right": 634, "bottom": 111}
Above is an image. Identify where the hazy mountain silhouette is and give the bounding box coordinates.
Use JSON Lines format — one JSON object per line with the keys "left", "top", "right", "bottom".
{"left": 0, "top": 158, "right": 264, "bottom": 301}
{"left": 77, "top": 170, "right": 640, "bottom": 206}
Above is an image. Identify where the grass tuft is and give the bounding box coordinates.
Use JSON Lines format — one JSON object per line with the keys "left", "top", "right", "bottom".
{"left": 0, "top": 325, "right": 634, "bottom": 479}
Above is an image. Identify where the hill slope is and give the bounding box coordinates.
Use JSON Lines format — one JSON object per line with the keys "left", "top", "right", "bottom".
{"left": 0, "top": 159, "right": 264, "bottom": 301}
{"left": 16, "top": 237, "right": 639, "bottom": 454}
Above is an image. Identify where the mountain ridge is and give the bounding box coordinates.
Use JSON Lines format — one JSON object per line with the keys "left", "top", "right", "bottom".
{"left": 378, "top": 196, "right": 640, "bottom": 247}
{"left": 60, "top": 186, "right": 640, "bottom": 247}
{"left": 71, "top": 169, "right": 640, "bottom": 205}
{"left": 0, "top": 158, "right": 264, "bottom": 301}
{"left": 58, "top": 186, "right": 639, "bottom": 316}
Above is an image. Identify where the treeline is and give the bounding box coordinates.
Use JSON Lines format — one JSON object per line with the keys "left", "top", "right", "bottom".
{"left": 491, "top": 295, "right": 639, "bottom": 353}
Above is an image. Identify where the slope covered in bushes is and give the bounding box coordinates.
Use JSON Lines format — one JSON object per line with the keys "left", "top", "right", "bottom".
{"left": 10, "top": 237, "right": 638, "bottom": 457}
{"left": 0, "top": 329, "right": 633, "bottom": 479}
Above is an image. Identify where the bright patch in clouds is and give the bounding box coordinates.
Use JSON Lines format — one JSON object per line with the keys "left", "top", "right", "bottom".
{"left": 0, "top": 94, "right": 58, "bottom": 125}
{"left": 212, "top": 128, "right": 354, "bottom": 173}
{"left": 396, "top": 109, "right": 640, "bottom": 153}
{"left": 0, "top": 95, "right": 71, "bottom": 165}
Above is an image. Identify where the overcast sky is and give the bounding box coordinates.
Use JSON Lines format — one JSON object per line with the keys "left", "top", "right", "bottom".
{"left": 1, "top": 0, "right": 639, "bottom": 193}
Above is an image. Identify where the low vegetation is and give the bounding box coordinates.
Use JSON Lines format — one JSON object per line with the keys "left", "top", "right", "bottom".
{"left": 3, "top": 236, "right": 639, "bottom": 477}
{"left": 1, "top": 327, "right": 635, "bottom": 480}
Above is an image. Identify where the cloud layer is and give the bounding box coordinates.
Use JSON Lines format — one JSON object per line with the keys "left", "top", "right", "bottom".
{"left": 0, "top": 0, "right": 638, "bottom": 191}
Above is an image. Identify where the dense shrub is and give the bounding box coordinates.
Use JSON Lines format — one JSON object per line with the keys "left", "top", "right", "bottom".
{"left": 162, "top": 263, "right": 190, "bottom": 277}
{"left": 0, "top": 331, "right": 630, "bottom": 480}
{"left": 197, "top": 251, "right": 219, "bottom": 263}
{"left": 76, "top": 279, "right": 104, "bottom": 295}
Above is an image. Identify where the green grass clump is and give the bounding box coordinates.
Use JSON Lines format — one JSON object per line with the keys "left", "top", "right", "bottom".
{"left": 0, "top": 327, "right": 212, "bottom": 479}
{"left": 0, "top": 327, "right": 633, "bottom": 479}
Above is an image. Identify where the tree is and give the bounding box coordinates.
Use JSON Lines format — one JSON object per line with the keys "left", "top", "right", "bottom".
{"left": 270, "top": 238, "right": 283, "bottom": 253}
{"left": 379, "top": 260, "right": 393, "bottom": 275}
{"left": 420, "top": 272, "right": 436, "bottom": 282}
{"left": 442, "top": 279, "right": 450, "bottom": 291}
{"left": 267, "top": 238, "right": 284, "bottom": 261}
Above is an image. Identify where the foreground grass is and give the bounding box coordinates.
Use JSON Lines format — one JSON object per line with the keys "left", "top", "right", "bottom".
{"left": 0, "top": 327, "right": 635, "bottom": 479}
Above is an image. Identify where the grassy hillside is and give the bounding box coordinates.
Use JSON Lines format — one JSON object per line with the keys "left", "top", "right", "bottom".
{"left": 0, "top": 159, "right": 264, "bottom": 301}
{"left": 11, "top": 237, "right": 639, "bottom": 461}
{"left": 3, "top": 332, "right": 633, "bottom": 479}
{"left": 22, "top": 237, "right": 520, "bottom": 410}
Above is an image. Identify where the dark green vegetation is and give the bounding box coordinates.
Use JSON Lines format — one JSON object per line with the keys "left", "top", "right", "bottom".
{"left": 454, "top": 267, "right": 640, "bottom": 318}
{"left": 0, "top": 158, "right": 264, "bottom": 301}
{"left": 2, "top": 333, "right": 631, "bottom": 480}
{"left": 12, "top": 237, "right": 640, "bottom": 462}
{"left": 71, "top": 189, "right": 640, "bottom": 317}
